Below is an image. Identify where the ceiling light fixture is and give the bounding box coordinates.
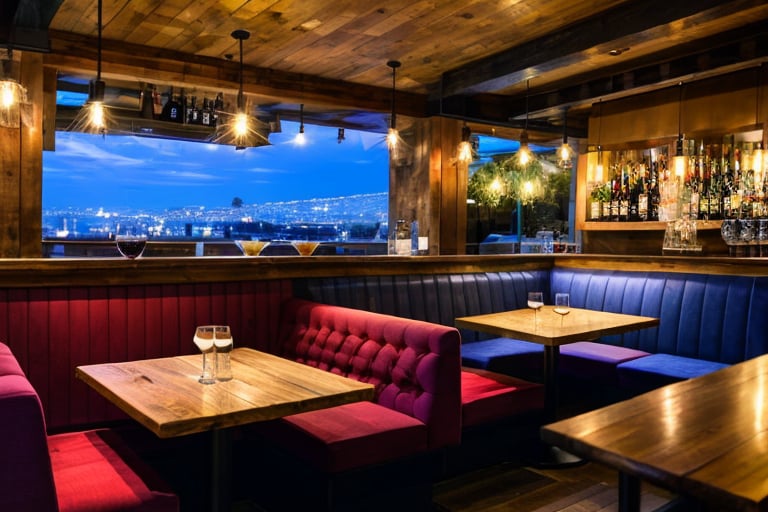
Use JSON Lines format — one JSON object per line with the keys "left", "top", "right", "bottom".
{"left": 386, "top": 59, "right": 401, "bottom": 150}
{"left": 517, "top": 79, "right": 532, "bottom": 166}
{"left": 70, "top": 0, "right": 109, "bottom": 134}
{"left": 231, "top": 28, "right": 252, "bottom": 149}
{"left": 558, "top": 108, "right": 571, "bottom": 166}
{"left": 295, "top": 103, "right": 306, "bottom": 145}
{"left": 0, "top": 48, "right": 26, "bottom": 129}
{"left": 457, "top": 122, "right": 473, "bottom": 163}
{"left": 595, "top": 99, "right": 604, "bottom": 183}
{"left": 673, "top": 82, "right": 687, "bottom": 178}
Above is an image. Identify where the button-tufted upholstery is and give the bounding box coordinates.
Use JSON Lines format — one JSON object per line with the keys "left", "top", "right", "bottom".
{"left": 263, "top": 297, "right": 462, "bottom": 472}
{"left": 0, "top": 342, "right": 178, "bottom": 512}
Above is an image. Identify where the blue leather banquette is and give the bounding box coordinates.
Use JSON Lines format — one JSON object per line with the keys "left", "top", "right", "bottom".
{"left": 296, "top": 266, "right": 768, "bottom": 392}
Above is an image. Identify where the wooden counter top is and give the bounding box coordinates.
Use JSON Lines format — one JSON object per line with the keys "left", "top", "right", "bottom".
{"left": 1, "top": 253, "right": 768, "bottom": 288}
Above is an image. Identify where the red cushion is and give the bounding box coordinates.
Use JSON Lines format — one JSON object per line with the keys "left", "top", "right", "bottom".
{"left": 49, "top": 429, "right": 178, "bottom": 512}
{"left": 461, "top": 368, "right": 544, "bottom": 428}
{"left": 258, "top": 401, "right": 428, "bottom": 473}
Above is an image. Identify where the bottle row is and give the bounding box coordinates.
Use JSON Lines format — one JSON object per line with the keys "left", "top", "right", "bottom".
{"left": 586, "top": 133, "right": 765, "bottom": 222}
{"left": 142, "top": 86, "right": 225, "bottom": 127}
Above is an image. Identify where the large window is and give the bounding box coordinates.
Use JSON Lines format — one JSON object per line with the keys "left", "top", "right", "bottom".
{"left": 42, "top": 121, "right": 389, "bottom": 243}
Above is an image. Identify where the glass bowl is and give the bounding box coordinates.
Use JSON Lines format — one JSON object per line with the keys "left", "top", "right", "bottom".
{"left": 290, "top": 241, "right": 320, "bottom": 256}
{"left": 235, "top": 240, "right": 270, "bottom": 256}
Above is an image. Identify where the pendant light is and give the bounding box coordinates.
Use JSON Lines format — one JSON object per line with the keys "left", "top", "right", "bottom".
{"left": 231, "top": 28, "right": 251, "bottom": 149}
{"left": 558, "top": 108, "right": 571, "bottom": 166}
{"left": 0, "top": 48, "right": 26, "bottom": 129}
{"left": 517, "top": 79, "right": 532, "bottom": 166}
{"left": 70, "top": 0, "right": 109, "bottom": 134}
{"left": 594, "top": 100, "right": 604, "bottom": 183}
{"left": 386, "top": 60, "right": 401, "bottom": 150}
{"left": 294, "top": 103, "right": 306, "bottom": 145}
{"left": 673, "top": 82, "right": 687, "bottom": 178}
{"left": 457, "top": 122, "right": 473, "bottom": 163}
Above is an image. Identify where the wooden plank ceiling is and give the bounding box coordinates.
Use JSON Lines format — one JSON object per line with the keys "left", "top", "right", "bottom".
{"left": 5, "top": 0, "right": 768, "bottom": 144}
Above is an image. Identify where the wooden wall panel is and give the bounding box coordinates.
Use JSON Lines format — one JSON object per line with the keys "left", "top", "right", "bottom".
{"left": 0, "top": 279, "right": 294, "bottom": 431}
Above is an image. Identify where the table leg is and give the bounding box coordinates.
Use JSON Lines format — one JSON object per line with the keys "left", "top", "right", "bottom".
{"left": 531, "top": 345, "right": 584, "bottom": 468}
{"left": 543, "top": 345, "right": 560, "bottom": 423}
{"left": 211, "top": 429, "right": 232, "bottom": 512}
{"left": 618, "top": 471, "right": 641, "bottom": 512}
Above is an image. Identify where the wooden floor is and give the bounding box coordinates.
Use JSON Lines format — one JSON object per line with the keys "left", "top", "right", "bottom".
{"left": 432, "top": 461, "right": 675, "bottom": 512}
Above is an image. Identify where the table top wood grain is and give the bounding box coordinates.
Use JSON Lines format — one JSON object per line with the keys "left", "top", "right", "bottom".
{"left": 455, "top": 306, "right": 659, "bottom": 346}
{"left": 76, "top": 348, "right": 375, "bottom": 438}
{"left": 541, "top": 353, "right": 768, "bottom": 511}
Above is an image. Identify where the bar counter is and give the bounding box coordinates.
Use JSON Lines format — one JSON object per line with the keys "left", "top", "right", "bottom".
{"left": 3, "top": 253, "right": 768, "bottom": 288}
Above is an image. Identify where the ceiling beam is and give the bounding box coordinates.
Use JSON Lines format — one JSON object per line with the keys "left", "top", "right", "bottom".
{"left": 436, "top": 24, "right": 768, "bottom": 129}
{"left": 45, "top": 30, "right": 429, "bottom": 119}
{"left": 0, "top": 0, "right": 63, "bottom": 52}
{"left": 440, "top": 0, "right": 760, "bottom": 96}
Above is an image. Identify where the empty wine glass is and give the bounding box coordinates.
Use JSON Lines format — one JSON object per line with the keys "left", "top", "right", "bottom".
{"left": 193, "top": 326, "right": 217, "bottom": 384}
{"left": 527, "top": 291, "right": 544, "bottom": 324}
{"left": 213, "top": 326, "right": 233, "bottom": 381}
{"left": 554, "top": 293, "right": 570, "bottom": 326}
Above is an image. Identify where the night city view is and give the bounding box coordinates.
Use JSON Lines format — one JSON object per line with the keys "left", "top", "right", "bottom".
{"left": 42, "top": 120, "right": 390, "bottom": 245}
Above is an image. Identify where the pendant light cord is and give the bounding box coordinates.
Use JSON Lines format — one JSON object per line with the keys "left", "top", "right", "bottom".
{"left": 96, "top": 0, "right": 102, "bottom": 81}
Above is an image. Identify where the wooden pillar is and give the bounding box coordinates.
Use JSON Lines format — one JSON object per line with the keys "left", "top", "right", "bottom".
{"left": 0, "top": 50, "right": 43, "bottom": 258}
{"left": 389, "top": 117, "right": 467, "bottom": 255}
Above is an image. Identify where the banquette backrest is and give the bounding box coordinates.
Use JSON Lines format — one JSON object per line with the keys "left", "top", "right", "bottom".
{"left": 295, "top": 270, "right": 550, "bottom": 342}
{"left": 276, "top": 297, "right": 463, "bottom": 449}
{"left": 550, "top": 268, "right": 768, "bottom": 364}
{"left": 297, "top": 268, "right": 768, "bottom": 366}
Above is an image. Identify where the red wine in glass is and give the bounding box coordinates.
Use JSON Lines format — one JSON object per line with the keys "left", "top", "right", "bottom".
{"left": 116, "top": 239, "right": 147, "bottom": 258}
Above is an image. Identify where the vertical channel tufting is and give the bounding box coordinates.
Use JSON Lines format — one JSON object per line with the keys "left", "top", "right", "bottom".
{"left": 745, "top": 278, "right": 768, "bottom": 360}
{"left": 721, "top": 277, "right": 752, "bottom": 363}
{"left": 393, "top": 274, "right": 411, "bottom": 318}
{"left": 658, "top": 275, "right": 685, "bottom": 355}
{"left": 677, "top": 277, "right": 705, "bottom": 358}
{"left": 700, "top": 275, "right": 729, "bottom": 362}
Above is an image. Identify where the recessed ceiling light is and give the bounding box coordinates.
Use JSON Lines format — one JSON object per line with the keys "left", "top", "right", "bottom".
{"left": 608, "top": 47, "right": 630, "bottom": 56}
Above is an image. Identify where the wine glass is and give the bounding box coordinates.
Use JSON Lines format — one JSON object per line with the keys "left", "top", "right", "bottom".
{"left": 527, "top": 291, "right": 544, "bottom": 324}
{"left": 193, "top": 326, "right": 216, "bottom": 384}
{"left": 554, "top": 293, "right": 570, "bottom": 326}
{"left": 115, "top": 222, "right": 148, "bottom": 259}
{"left": 213, "top": 326, "right": 233, "bottom": 381}
{"left": 291, "top": 240, "right": 320, "bottom": 256}
{"left": 235, "top": 240, "right": 270, "bottom": 256}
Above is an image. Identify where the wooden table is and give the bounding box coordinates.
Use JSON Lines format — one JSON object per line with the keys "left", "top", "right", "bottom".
{"left": 541, "top": 353, "right": 768, "bottom": 512}
{"left": 76, "top": 348, "right": 375, "bottom": 512}
{"left": 456, "top": 306, "right": 659, "bottom": 466}
{"left": 456, "top": 306, "right": 659, "bottom": 418}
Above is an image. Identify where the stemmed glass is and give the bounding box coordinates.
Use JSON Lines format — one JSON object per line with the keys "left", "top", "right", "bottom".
{"left": 193, "top": 326, "right": 217, "bottom": 384}
{"left": 213, "top": 326, "right": 233, "bottom": 381}
{"left": 527, "top": 291, "right": 544, "bottom": 324}
{"left": 115, "top": 222, "right": 148, "bottom": 259}
{"left": 554, "top": 293, "right": 570, "bottom": 326}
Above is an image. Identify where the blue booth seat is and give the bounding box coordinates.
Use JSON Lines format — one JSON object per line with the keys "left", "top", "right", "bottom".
{"left": 298, "top": 267, "right": 768, "bottom": 393}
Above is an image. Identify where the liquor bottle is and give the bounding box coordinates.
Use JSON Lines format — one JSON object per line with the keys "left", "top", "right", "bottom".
{"left": 201, "top": 98, "right": 212, "bottom": 126}
{"left": 637, "top": 162, "right": 648, "bottom": 221}
{"left": 152, "top": 86, "right": 163, "bottom": 119}
{"left": 619, "top": 181, "right": 630, "bottom": 221}
{"left": 186, "top": 96, "right": 199, "bottom": 125}
{"left": 161, "top": 87, "right": 184, "bottom": 123}
{"left": 698, "top": 151, "right": 711, "bottom": 220}
{"left": 722, "top": 160, "right": 734, "bottom": 218}
{"left": 648, "top": 158, "right": 661, "bottom": 221}
{"left": 708, "top": 158, "right": 722, "bottom": 220}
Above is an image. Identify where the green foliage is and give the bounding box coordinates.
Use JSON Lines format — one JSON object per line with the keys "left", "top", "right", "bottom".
{"left": 467, "top": 161, "right": 508, "bottom": 208}
{"left": 231, "top": 197, "right": 244, "bottom": 208}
